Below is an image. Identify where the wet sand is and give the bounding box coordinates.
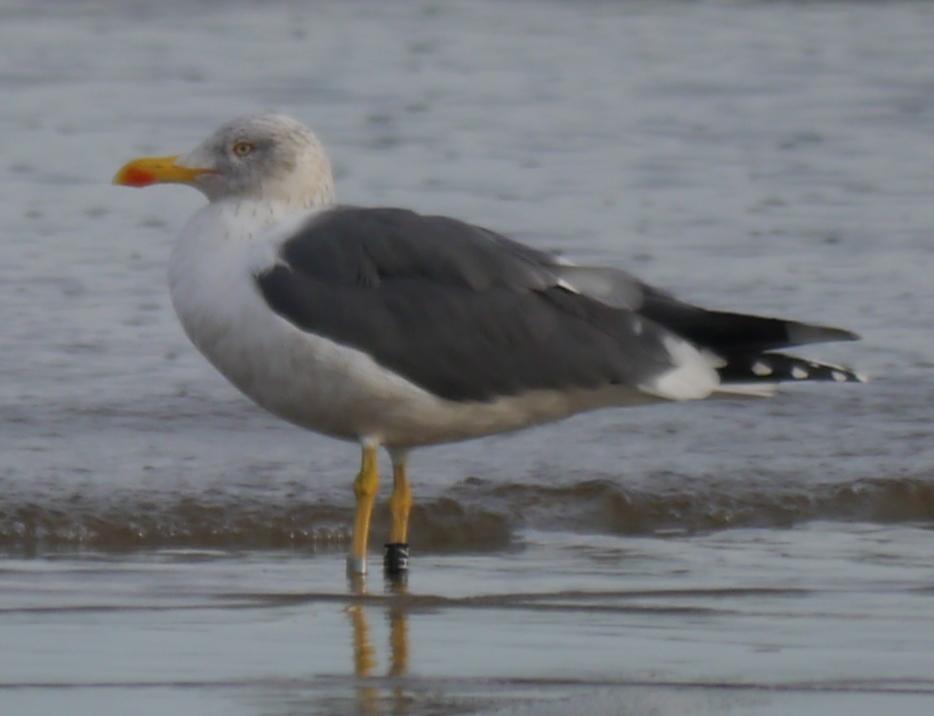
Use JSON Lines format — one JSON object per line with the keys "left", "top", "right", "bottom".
{"left": 3, "top": 0, "right": 934, "bottom": 713}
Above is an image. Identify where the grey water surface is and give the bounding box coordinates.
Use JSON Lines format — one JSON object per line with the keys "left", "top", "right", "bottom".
{"left": 1, "top": 1, "right": 933, "bottom": 714}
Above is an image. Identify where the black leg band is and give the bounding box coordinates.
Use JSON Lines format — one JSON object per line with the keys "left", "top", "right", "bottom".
{"left": 383, "top": 543, "right": 410, "bottom": 574}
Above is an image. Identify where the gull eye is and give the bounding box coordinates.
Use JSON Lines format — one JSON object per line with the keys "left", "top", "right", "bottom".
{"left": 232, "top": 141, "right": 255, "bottom": 157}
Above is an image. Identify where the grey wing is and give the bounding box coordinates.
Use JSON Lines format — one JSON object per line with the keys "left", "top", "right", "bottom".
{"left": 254, "top": 207, "right": 692, "bottom": 403}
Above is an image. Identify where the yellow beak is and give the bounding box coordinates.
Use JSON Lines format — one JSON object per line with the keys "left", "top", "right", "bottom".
{"left": 112, "top": 155, "right": 213, "bottom": 188}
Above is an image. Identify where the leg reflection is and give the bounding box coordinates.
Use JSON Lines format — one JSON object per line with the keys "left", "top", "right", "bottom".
{"left": 347, "top": 576, "right": 378, "bottom": 713}
{"left": 347, "top": 573, "right": 412, "bottom": 714}
{"left": 386, "top": 578, "right": 409, "bottom": 679}
{"left": 386, "top": 577, "right": 410, "bottom": 714}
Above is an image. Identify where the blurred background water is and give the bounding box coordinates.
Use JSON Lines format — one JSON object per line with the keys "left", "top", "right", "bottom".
{"left": 1, "top": 1, "right": 933, "bottom": 714}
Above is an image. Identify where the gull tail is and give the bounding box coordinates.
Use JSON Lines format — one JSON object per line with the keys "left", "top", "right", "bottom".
{"left": 637, "top": 297, "right": 865, "bottom": 398}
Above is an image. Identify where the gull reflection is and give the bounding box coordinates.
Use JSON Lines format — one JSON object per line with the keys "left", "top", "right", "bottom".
{"left": 347, "top": 572, "right": 411, "bottom": 714}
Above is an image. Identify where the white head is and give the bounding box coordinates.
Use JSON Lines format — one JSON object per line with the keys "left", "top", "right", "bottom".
{"left": 114, "top": 113, "right": 336, "bottom": 208}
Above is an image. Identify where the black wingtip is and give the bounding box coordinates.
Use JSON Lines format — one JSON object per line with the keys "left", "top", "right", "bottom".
{"left": 786, "top": 322, "right": 860, "bottom": 346}
{"left": 836, "top": 328, "right": 861, "bottom": 342}
{"left": 719, "top": 352, "right": 867, "bottom": 386}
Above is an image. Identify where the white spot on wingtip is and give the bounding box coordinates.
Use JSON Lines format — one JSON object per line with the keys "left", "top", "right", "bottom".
{"left": 632, "top": 318, "right": 643, "bottom": 336}
{"left": 752, "top": 360, "right": 772, "bottom": 377}
{"left": 831, "top": 370, "right": 847, "bottom": 382}
{"left": 791, "top": 366, "right": 808, "bottom": 380}
{"left": 556, "top": 278, "right": 579, "bottom": 294}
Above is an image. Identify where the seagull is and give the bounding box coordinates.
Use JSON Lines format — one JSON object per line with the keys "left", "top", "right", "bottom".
{"left": 113, "top": 113, "right": 863, "bottom": 576}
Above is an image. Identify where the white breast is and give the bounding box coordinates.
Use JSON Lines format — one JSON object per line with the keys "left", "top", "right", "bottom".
{"left": 168, "top": 201, "right": 414, "bottom": 439}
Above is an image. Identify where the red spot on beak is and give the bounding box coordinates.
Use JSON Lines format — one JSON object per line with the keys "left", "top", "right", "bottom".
{"left": 121, "top": 167, "right": 157, "bottom": 187}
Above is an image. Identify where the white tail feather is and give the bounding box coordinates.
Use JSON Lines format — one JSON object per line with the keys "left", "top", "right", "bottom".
{"left": 713, "top": 383, "right": 778, "bottom": 399}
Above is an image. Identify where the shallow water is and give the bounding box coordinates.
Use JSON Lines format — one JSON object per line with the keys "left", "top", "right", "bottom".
{"left": 2, "top": 0, "right": 934, "bottom": 713}
{"left": 2, "top": 531, "right": 933, "bottom": 715}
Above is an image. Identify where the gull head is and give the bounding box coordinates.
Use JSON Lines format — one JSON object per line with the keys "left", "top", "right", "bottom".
{"left": 114, "top": 113, "right": 335, "bottom": 208}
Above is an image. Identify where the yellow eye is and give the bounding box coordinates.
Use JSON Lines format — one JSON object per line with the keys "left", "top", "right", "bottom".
{"left": 232, "top": 141, "right": 254, "bottom": 157}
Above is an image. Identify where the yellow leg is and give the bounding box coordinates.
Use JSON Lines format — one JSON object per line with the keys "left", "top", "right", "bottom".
{"left": 388, "top": 453, "right": 412, "bottom": 545}
{"left": 348, "top": 443, "right": 379, "bottom": 575}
